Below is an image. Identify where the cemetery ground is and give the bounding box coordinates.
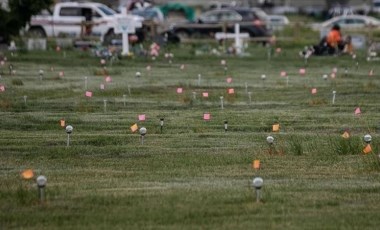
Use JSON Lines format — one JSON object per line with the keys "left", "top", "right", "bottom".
{"left": 1, "top": 44, "right": 380, "bottom": 229}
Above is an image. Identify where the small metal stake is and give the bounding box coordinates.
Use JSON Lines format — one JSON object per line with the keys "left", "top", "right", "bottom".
{"left": 220, "top": 96, "right": 224, "bottom": 110}
{"left": 286, "top": 76, "right": 289, "bottom": 87}
{"left": 332, "top": 91, "right": 336, "bottom": 104}
{"left": 103, "top": 99, "right": 107, "bottom": 112}
{"left": 198, "top": 74, "right": 201, "bottom": 86}
{"left": 255, "top": 189, "right": 261, "bottom": 203}
{"left": 245, "top": 82, "right": 248, "bottom": 94}
{"left": 84, "top": 76, "right": 88, "bottom": 90}
{"left": 248, "top": 92, "right": 252, "bottom": 104}
{"left": 9, "top": 64, "right": 13, "bottom": 75}
{"left": 67, "top": 134, "right": 70, "bottom": 147}
{"left": 123, "top": 95, "right": 126, "bottom": 107}
{"left": 39, "top": 70, "right": 44, "bottom": 81}
{"left": 128, "top": 85, "right": 131, "bottom": 96}
{"left": 192, "top": 91, "right": 196, "bottom": 100}
{"left": 224, "top": 120, "right": 228, "bottom": 132}
{"left": 160, "top": 118, "right": 164, "bottom": 133}
{"left": 23, "top": 95, "right": 27, "bottom": 106}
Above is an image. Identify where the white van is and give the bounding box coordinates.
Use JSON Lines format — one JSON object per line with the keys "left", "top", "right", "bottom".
{"left": 373, "top": 0, "right": 380, "bottom": 13}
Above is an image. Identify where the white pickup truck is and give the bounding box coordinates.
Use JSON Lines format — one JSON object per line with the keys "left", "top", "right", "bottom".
{"left": 28, "top": 2, "right": 144, "bottom": 44}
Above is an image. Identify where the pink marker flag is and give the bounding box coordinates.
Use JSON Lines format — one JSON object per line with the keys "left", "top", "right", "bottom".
{"left": 180, "top": 64, "right": 185, "bottom": 70}
{"left": 138, "top": 114, "right": 146, "bottom": 121}
{"left": 311, "top": 88, "right": 317, "bottom": 94}
{"left": 176, "top": 88, "right": 183, "bottom": 94}
{"left": 0, "top": 60, "right": 4, "bottom": 66}
{"left": 0, "top": 84, "right": 5, "bottom": 92}
{"left": 202, "top": 92, "right": 209, "bottom": 97}
{"left": 100, "top": 59, "right": 106, "bottom": 65}
{"left": 203, "top": 113, "right": 211, "bottom": 120}
{"left": 355, "top": 107, "right": 361, "bottom": 115}
{"left": 105, "top": 76, "right": 112, "bottom": 82}
{"left": 85, "top": 91, "right": 93, "bottom": 97}
{"left": 299, "top": 68, "right": 306, "bottom": 75}
{"left": 280, "top": 71, "right": 287, "bottom": 77}
{"left": 276, "top": 47, "right": 282, "bottom": 53}
{"left": 59, "top": 71, "right": 64, "bottom": 77}
{"left": 332, "top": 67, "right": 338, "bottom": 73}
{"left": 226, "top": 77, "right": 232, "bottom": 83}
{"left": 330, "top": 73, "right": 336, "bottom": 79}
{"left": 228, "top": 88, "right": 235, "bottom": 94}
{"left": 100, "top": 84, "right": 105, "bottom": 90}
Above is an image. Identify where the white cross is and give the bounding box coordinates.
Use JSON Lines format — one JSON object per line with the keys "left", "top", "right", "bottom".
{"left": 215, "top": 24, "right": 249, "bottom": 55}
{"left": 114, "top": 14, "right": 142, "bottom": 55}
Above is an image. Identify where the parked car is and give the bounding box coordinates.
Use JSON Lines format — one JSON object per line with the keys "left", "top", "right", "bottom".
{"left": 266, "top": 15, "right": 289, "bottom": 30}
{"left": 130, "top": 7, "right": 164, "bottom": 23}
{"left": 300, "top": 5, "right": 326, "bottom": 19}
{"left": 170, "top": 8, "right": 271, "bottom": 41}
{"left": 312, "top": 15, "right": 380, "bottom": 38}
{"left": 270, "top": 5, "right": 299, "bottom": 15}
{"left": 29, "top": 2, "right": 144, "bottom": 44}
{"left": 373, "top": 0, "right": 380, "bottom": 13}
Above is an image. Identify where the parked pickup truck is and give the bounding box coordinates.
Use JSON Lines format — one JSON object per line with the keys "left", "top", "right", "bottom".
{"left": 28, "top": 2, "right": 144, "bottom": 44}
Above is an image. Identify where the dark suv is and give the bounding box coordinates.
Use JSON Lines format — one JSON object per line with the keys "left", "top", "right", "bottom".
{"left": 171, "top": 7, "right": 271, "bottom": 40}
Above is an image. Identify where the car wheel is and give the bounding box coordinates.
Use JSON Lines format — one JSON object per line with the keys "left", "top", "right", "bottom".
{"left": 27, "top": 27, "right": 46, "bottom": 38}
{"left": 103, "top": 30, "right": 121, "bottom": 46}
{"left": 175, "top": 30, "right": 190, "bottom": 41}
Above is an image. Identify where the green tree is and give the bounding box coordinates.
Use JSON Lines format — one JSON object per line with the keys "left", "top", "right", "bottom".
{"left": 0, "top": 0, "right": 53, "bottom": 43}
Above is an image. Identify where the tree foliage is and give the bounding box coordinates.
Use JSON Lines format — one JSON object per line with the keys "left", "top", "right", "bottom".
{"left": 0, "top": 0, "right": 53, "bottom": 43}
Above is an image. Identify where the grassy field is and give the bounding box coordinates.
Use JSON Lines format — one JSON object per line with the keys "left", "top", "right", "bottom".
{"left": 1, "top": 43, "right": 380, "bottom": 229}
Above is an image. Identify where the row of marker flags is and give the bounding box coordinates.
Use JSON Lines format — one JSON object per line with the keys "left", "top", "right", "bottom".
{"left": 58, "top": 117, "right": 375, "bottom": 166}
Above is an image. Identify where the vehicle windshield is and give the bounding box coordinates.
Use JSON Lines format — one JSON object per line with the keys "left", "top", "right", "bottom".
{"left": 98, "top": 6, "right": 116, "bottom": 16}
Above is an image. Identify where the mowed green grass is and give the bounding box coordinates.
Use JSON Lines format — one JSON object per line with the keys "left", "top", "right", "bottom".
{"left": 1, "top": 44, "right": 380, "bottom": 229}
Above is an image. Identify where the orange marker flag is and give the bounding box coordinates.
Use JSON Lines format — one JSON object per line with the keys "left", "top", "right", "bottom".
{"left": 272, "top": 123, "right": 280, "bottom": 132}
{"left": 253, "top": 160, "right": 260, "bottom": 170}
{"left": 341, "top": 131, "right": 350, "bottom": 139}
{"left": 363, "top": 144, "right": 372, "bottom": 154}
{"left": 130, "top": 123, "right": 138, "bottom": 133}
{"left": 60, "top": 119, "right": 65, "bottom": 128}
{"left": 21, "top": 169, "right": 34, "bottom": 180}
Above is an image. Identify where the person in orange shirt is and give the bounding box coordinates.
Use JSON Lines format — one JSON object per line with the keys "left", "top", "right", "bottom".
{"left": 326, "top": 24, "right": 344, "bottom": 54}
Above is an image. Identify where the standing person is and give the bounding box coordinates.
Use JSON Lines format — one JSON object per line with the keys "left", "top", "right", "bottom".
{"left": 326, "top": 24, "right": 344, "bottom": 54}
